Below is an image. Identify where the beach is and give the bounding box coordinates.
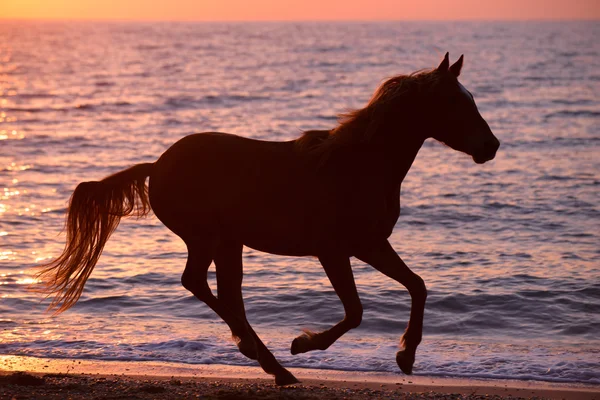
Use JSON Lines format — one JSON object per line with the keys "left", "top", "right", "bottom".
{"left": 1, "top": 356, "right": 598, "bottom": 399}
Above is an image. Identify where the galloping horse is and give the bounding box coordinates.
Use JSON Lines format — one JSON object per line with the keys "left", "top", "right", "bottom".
{"left": 37, "top": 53, "right": 499, "bottom": 385}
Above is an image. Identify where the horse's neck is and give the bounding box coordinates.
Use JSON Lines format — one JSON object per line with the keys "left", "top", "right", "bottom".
{"left": 371, "top": 124, "right": 425, "bottom": 187}
{"left": 325, "top": 133, "right": 422, "bottom": 201}
{"left": 393, "top": 135, "right": 425, "bottom": 183}
{"left": 335, "top": 101, "right": 426, "bottom": 186}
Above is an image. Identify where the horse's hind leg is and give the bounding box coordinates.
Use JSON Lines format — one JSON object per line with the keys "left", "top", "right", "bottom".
{"left": 215, "top": 241, "right": 299, "bottom": 386}
{"left": 213, "top": 241, "right": 257, "bottom": 361}
{"left": 181, "top": 241, "right": 251, "bottom": 353}
{"left": 291, "top": 253, "right": 363, "bottom": 355}
{"left": 355, "top": 240, "right": 427, "bottom": 375}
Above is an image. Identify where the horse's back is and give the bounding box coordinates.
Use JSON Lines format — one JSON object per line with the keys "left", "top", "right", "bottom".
{"left": 152, "top": 132, "right": 314, "bottom": 202}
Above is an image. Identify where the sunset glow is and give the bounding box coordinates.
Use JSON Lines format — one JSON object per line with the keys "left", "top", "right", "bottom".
{"left": 2, "top": 0, "right": 598, "bottom": 21}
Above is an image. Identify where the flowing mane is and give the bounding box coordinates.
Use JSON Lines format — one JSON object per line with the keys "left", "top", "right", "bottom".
{"left": 295, "top": 69, "right": 440, "bottom": 155}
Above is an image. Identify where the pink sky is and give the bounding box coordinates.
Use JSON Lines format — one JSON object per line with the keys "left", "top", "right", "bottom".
{"left": 2, "top": 0, "right": 599, "bottom": 20}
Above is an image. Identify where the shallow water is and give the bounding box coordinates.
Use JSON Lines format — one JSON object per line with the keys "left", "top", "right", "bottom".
{"left": 1, "top": 21, "right": 599, "bottom": 384}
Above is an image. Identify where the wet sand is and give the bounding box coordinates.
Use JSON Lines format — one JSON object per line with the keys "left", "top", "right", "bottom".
{"left": 1, "top": 356, "right": 598, "bottom": 399}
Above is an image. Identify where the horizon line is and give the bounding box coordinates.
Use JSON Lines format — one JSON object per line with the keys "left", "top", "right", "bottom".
{"left": 1, "top": 16, "right": 599, "bottom": 23}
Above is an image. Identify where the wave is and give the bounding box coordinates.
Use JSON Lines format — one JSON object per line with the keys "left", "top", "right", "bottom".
{"left": 95, "top": 81, "right": 115, "bottom": 87}
{"left": 3, "top": 101, "right": 135, "bottom": 114}
{"left": 12, "top": 93, "right": 58, "bottom": 99}
{"left": 162, "top": 93, "right": 269, "bottom": 110}
{"left": 2, "top": 338, "right": 599, "bottom": 384}
{"left": 18, "top": 279, "right": 598, "bottom": 340}
{"left": 551, "top": 98, "right": 594, "bottom": 106}
{"left": 545, "top": 110, "right": 600, "bottom": 119}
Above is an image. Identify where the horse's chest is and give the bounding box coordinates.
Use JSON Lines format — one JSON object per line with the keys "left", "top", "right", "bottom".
{"left": 338, "top": 190, "right": 400, "bottom": 242}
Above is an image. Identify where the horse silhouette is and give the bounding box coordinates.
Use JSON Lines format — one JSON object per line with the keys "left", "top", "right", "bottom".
{"left": 37, "top": 53, "right": 499, "bottom": 385}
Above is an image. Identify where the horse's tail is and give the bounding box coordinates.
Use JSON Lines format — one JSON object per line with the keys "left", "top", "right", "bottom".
{"left": 35, "top": 163, "right": 154, "bottom": 314}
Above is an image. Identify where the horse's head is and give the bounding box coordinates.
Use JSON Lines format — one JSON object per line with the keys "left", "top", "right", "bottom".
{"left": 428, "top": 53, "right": 500, "bottom": 164}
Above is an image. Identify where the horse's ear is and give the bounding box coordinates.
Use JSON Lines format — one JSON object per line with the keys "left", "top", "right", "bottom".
{"left": 437, "top": 52, "right": 450, "bottom": 71}
{"left": 449, "top": 54, "right": 464, "bottom": 77}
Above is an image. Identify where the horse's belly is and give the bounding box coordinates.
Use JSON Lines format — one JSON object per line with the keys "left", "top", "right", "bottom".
{"left": 243, "top": 238, "right": 314, "bottom": 257}
{"left": 225, "top": 205, "right": 325, "bottom": 256}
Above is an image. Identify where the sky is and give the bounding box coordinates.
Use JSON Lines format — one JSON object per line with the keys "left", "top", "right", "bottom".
{"left": 1, "top": 0, "right": 599, "bottom": 21}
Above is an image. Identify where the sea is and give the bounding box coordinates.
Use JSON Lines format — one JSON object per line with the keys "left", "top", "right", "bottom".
{"left": 0, "top": 21, "right": 599, "bottom": 385}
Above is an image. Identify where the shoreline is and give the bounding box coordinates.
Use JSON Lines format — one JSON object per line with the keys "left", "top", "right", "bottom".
{"left": 1, "top": 356, "right": 598, "bottom": 399}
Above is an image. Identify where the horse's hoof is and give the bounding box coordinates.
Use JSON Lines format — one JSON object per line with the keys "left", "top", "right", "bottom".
{"left": 396, "top": 350, "right": 415, "bottom": 375}
{"left": 275, "top": 370, "right": 300, "bottom": 386}
{"left": 290, "top": 336, "right": 307, "bottom": 355}
{"left": 291, "top": 330, "right": 320, "bottom": 355}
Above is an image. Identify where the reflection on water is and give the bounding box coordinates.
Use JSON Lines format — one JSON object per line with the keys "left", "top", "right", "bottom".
{"left": 0, "top": 21, "right": 599, "bottom": 384}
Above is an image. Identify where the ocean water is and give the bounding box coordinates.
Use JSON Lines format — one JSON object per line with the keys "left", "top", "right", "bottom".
{"left": 1, "top": 21, "right": 599, "bottom": 385}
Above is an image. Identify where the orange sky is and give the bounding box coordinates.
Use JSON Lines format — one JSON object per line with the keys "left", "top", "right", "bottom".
{"left": 2, "top": 0, "right": 599, "bottom": 21}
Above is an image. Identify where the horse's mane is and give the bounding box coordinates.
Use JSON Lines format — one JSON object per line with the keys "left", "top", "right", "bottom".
{"left": 295, "top": 69, "right": 440, "bottom": 156}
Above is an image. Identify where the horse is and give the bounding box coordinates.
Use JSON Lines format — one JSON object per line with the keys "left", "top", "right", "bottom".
{"left": 36, "top": 53, "right": 499, "bottom": 385}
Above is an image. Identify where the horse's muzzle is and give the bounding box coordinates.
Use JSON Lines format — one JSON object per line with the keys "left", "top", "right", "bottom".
{"left": 473, "top": 136, "right": 500, "bottom": 164}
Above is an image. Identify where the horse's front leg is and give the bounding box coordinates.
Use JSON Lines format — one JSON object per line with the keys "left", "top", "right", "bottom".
{"left": 291, "top": 253, "right": 363, "bottom": 354}
{"left": 355, "top": 240, "right": 427, "bottom": 375}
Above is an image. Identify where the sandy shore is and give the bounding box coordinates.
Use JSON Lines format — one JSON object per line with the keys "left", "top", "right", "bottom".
{"left": 1, "top": 356, "right": 598, "bottom": 399}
